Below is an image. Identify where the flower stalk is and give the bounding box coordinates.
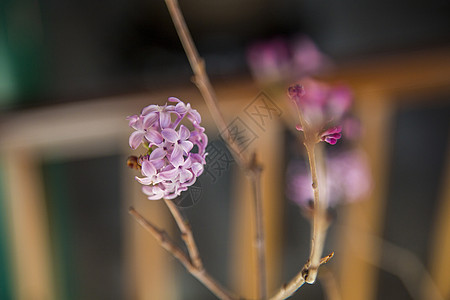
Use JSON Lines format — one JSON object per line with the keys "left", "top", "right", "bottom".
{"left": 292, "top": 84, "right": 331, "bottom": 283}
{"left": 129, "top": 207, "right": 237, "bottom": 300}
{"left": 164, "top": 198, "right": 203, "bottom": 269}
{"left": 304, "top": 140, "right": 329, "bottom": 284}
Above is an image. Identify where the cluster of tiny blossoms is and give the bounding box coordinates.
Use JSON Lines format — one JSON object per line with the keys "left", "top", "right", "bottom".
{"left": 288, "top": 79, "right": 352, "bottom": 145}
{"left": 127, "top": 97, "right": 207, "bottom": 200}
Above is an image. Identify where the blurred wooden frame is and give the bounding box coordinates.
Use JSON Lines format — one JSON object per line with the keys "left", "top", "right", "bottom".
{"left": 331, "top": 47, "right": 450, "bottom": 300}
{"left": 0, "top": 47, "right": 449, "bottom": 300}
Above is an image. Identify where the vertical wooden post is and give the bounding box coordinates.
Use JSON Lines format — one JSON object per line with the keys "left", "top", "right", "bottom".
{"left": 2, "top": 148, "right": 55, "bottom": 300}
{"left": 427, "top": 141, "right": 450, "bottom": 299}
{"left": 230, "top": 118, "right": 284, "bottom": 298}
{"left": 336, "top": 90, "right": 393, "bottom": 300}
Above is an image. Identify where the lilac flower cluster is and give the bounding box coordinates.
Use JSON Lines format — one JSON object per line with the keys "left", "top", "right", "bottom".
{"left": 288, "top": 79, "right": 352, "bottom": 145}
{"left": 128, "top": 97, "right": 207, "bottom": 200}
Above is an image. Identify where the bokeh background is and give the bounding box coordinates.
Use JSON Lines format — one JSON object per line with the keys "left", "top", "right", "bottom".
{"left": 0, "top": 0, "right": 449, "bottom": 299}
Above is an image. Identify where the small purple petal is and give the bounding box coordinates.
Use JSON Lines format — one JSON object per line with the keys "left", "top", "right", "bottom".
{"left": 159, "top": 111, "right": 171, "bottom": 128}
{"left": 145, "top": 129, "right": 163, "bottom": 145}
{"left": 159, "top": 168, "right": 179, "bottom": 181}
{"left": 135, "top": 176, "right": 153, "bottom": 185}
{"left": 162, "top": 128, "right": 179, "bottom": 143}
{"left": 182, "top": 155, "right": 193, "bottom": 168}
{"left": 322, "top": 126, "right": 342, "bottom": 136}
{"left": 179, "top": 125, "right": 190, "bottom": 140}
{"left": 328, "top": 133, "right": 342, "bottom": 139}
{"left": 141, "top": 161, "right": 157, "bottom": 177}
{"left": 325, "top": 137, "right": 337, "bottom": 145}
{"left": 170, "top": 144, "right": 184, "bottom": 167}
{"left": 180, "top": 140, "right": 193, "bottom": 153}
{"left": 152, "top": 159, "right": 165, "bottom": 170}
{"left": 143, "top": 112, "right": 158, "bottom": 128}
{"left": 147, "top": 188, "right": 165, "bottom": 200}
{"left": 142, "top": 105, "right": 159, "bottom": 115}
{"left": 188, "top": 109, "right": 201, "bottom": 123}
{"left": 150, "top": 148, "right": 166, "bottom": 160}
{"left": 191, "top": 162, "right": 204, "bottom": 176}
{"left": 175, "top": 102, "right": 187, "bottom": 114}
{"left": 129, "top": 131, "right": 145, "bottom": 149}
{"left": 180, "top": 169, "right": 193, "bottom": 183}
{"left": 164, "top": 192, "right": 178, "bottom": 200}
{"left": 168, "top": 97, "right": 181, "bottom": 103}
{"left": 127, "top": 115, "right": 139, "bottom": 127}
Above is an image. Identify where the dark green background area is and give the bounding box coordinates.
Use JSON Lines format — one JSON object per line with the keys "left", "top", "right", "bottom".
{"left": 42, "top": 155, "right": 124, "bottom": 300}
{"left": 0, "top": 166, "right": 13, "bottom": 300}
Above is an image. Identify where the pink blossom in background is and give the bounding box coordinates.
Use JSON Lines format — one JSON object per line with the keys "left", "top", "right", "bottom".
{"left": 288, "top": 79, "right": 353, "bottom": 145}
{"left": 287, "top": 149, "right": 372, "bottom": 208}
{"left": 247, "top": 37, "right": 290, "bottom": 83}
{"left": 246, "top": 35, "right": 330, "bottom": 84}
{"left": 127, "top": 98, "right": 207, "bottom": 200}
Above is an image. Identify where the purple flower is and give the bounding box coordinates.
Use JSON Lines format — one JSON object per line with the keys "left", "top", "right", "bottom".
{"left": 288, "top": 80, "right": 352, "bottom": 145}
{"left": 320, "top": 126, "right": 342, "bottom": 145}
{"left": 127, "top": 98, "right": 208, "bottom": 201}
{"left": 169, "top": 97, "right": 202, "bottom": 124}
{"left": 142, "top": 104, "right": 175, "bottom": 129}
{"left": 162, "top": 125, "right": 193, "bottom": 167}
{"left": 246, "top": 35, "right": 330, "bottom": 84}
{"left": 127, "top": 114, "right": 163, "bottom": 149}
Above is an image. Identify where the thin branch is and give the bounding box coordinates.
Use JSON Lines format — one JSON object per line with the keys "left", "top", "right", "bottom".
{"left": 129, "top": 207, "right": 237, "bottom": 300}
{"left": 269, "top": 252, "right": 334, "bottom": 300}
{"left": 270, "top": 101, "right": 333, "bottom": 300}
{"left": 164, "top": 0, "right": 247, "bottom": 168}
{"left": 293, "top": 98, "right": 331, "bottom": 284}
{"left": 249, "top": 154, "right": 267, "bottom": 299}
{"left": 163, "top": 0, "right": 267, "bottom": 297}
{"left": 164, "top": 198, "right": 203, "bottom": 269}
{"left": 303, "top": 141, "right": 329, "bottom": 284}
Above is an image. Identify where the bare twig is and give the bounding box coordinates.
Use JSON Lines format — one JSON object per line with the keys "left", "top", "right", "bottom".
{"left": 249, "top": 154, "right": 267, "bottom": 299}
{"left": 269, "top": 97, "right": 334, "bottom": 300}
{"left": 269, "top": 252, "right": 334, "bottom": 300}
{"left": 129, "top": 207, "right": 237, "bottom": 300}
{"left": 163, "top": 0, "right": 267, "bottom": 297}
{"left": 164, "top": 0, "right": 247, "bottom": 168}
{"left": 303, "top": 141, "right": 329, "bottom": 284}
{"left": 164, "top": 198, "right": 203, "bottom": 269}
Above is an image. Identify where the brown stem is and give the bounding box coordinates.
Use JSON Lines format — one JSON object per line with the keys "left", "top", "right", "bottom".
{"left": 164, "top": 198, "right": 203, "bottom": 269}
{"left": 269, "top": 100, "right": 332, "bottom": 300}
{"left": 129, "top": 207, "right": 237, "bottom": 300}
{"left": 269, "top": 252, "right": 334, "bottom": 300}
{"left": 164, "top": 0, "right": 248, "bottom": 168}
{"left": 303, "top": 141, "right": 329, "bottom": 284}
{"left": 249, "top": 155, "right": 267, "bottom": 299}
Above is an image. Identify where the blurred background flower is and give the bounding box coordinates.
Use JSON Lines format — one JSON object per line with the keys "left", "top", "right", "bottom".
{"left": 287, "top": 149, "right": 372, "bottom": 208}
